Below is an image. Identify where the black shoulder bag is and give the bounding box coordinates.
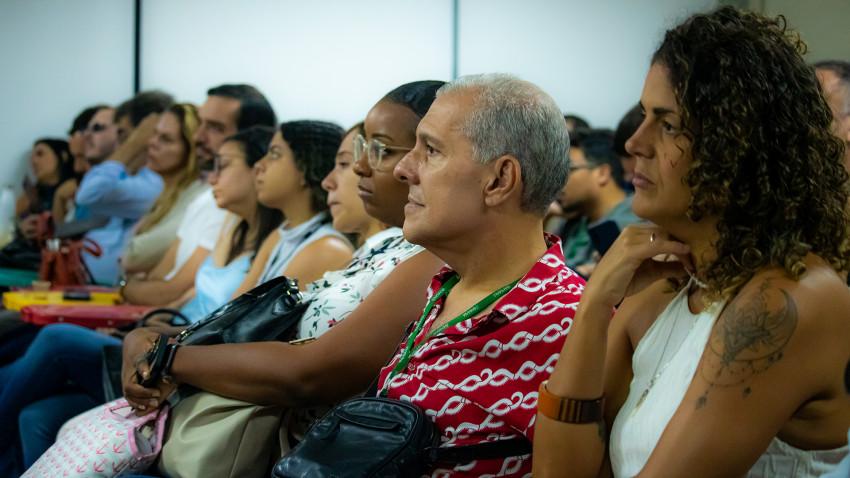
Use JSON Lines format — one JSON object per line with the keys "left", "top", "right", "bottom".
{"left": 102, "top": 276, "right": 308, "bottom": 397}
{"left": 173, "top": 275, "right": 307, "bottom": 346}
{"left": 272, "top": 395, "right": 530, "bottom": 478}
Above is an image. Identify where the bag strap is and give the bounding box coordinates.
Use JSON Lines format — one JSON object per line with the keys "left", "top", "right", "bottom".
{"left": 174, "top": 276, "right": 299, "bottom": 343}
{"left": 361, "top": 308, "right": 532, "bottom": 465}
{"left": 425, "top": 437, "right": 532, "bottom": 464}
{"left": 140, "top": 308, "right": 192, "bottom": 327}
{"left": 352, "top": 387, "right": 533, "bottom": 463}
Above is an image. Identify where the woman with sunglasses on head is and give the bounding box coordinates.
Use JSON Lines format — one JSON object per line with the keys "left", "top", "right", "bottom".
{"left": 533, "top": 7, "right": 850, "bottom": 477}
{"left": 109, "top": 82, "right": 445, "bottom": 477}
{"left": 119, "top": 103, "right": 207, "bottom": 275}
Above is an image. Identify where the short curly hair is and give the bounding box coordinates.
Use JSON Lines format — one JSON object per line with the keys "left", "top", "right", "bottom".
{"left": 652, "top": 6, "right": 850, "bottom": 300}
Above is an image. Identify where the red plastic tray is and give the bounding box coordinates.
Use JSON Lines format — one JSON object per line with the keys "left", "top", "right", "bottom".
{"left": 20, "top": 305, "right": 151, "bottom": 328}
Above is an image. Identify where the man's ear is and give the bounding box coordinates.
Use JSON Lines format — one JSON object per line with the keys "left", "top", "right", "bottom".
{"left": 594, "top": 163, "right": 613, "bottom": 187}
{"left": 483, "top": 155, "right": 522, "bottom": 207}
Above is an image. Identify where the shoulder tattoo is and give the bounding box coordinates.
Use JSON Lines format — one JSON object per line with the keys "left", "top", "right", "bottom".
{"left": 696, "top": 280, "right": 798, "bottom": 409}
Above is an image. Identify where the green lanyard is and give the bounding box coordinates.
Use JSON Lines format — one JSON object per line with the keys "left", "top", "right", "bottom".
{"left": 382, "top": 273, "right": 519, "bottom": 394}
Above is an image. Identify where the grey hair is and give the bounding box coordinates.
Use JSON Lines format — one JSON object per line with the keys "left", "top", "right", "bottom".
{"left": 437, "top": 73, "right": 570, "bottom": 215}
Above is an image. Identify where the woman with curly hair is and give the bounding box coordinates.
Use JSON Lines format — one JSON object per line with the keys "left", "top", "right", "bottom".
{"left": 533, "top": 7, "right": 850, "bottom": 477}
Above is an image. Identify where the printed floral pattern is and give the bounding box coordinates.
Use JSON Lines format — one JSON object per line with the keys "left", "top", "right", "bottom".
{"left": 296, "top": 228, "right": 422, "bottom": 339}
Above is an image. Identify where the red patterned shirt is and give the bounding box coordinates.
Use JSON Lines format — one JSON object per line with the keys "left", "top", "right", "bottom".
{"left": 377, "top": 237, "right": 585, "bottom": 477}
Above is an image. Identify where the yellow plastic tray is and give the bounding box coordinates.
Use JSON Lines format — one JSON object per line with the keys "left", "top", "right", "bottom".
{"left": 2, "top": 291, "right": 121, "bottom": 311}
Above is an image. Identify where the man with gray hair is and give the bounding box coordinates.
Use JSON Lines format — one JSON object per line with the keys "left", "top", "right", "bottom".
{"left": 383, "top": 73, "right": 585, "bottom": 477}
{"left": 815, "top": 60, "right": 850, "bottom": 169}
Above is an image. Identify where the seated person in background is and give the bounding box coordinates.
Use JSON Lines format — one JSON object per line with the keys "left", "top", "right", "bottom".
{"left": 0, "top": 126, "right": 280, "bottom": 474}
{"left": 75, "top": 92, "right": 172, "bottom": 285}
{"left": 229, "top": 120, "right": 353, "bottom": 295}
{"left": 0, "top": 138, "right": 75, "bottom": 269}
{"left": 815, "top": 60, "right": 850, "bottom": 169}
{"left": 124, "top": 75, "right": 582, "bottom": 478}
{"left": 15, "top": 139, "right": 74, "bottom": 231}
{"left": 119, "top": 103, "right": 207, "bottom": 275}
{"left": 556, "top": 128, "right": 640, "bottom": 276}
{"left": 174, "top": 126, "right": 282, "bottom": 319}
{"left": 564, "top": 113, "right": 590, "bottom": 135}
{"left": 613, "top": 103, "right": 642, "bottom": 190}
{"left": 52, "top": 105, "right": 102, "bottom": 224}
{"left": 533, "top": 7, "right": 850, "bottom": 477}
{"left": 120, "top": 84, "right": 276, "bottom": 307}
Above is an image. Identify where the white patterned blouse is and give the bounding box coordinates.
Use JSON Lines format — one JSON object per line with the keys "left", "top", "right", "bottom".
{"left": 296, "top": 227, "right": 422, "bottom": 340}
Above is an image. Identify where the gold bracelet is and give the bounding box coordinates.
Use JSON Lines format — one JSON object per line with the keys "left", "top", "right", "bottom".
{"left": 538, "top": 380, "right": 604, "bottom": 424}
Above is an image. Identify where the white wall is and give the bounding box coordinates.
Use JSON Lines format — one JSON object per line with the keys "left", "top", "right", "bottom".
{"left": 4, "top": 0, "right": 771, "bottom": 191}
{"left": 761, "top": 0, "right": 850, "bottom": 63}
{"left": 458, "top": 0, "right": 717, "bottom": 128}
{"left": 0, "top": 0, "right": 135, "bottom": 191}
{"left": 141, "top": 0, "right": 717, "bottom": 130}
{"left": 140, "top": 0, "right": 454, "bottom": 128}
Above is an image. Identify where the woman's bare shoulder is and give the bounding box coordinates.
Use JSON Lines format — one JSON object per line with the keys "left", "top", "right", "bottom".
{"left": 616, "top": 277, "right": 684, "bottom": 347}
{"left": 740, "top": 257, "right": 850, "bottom": 333}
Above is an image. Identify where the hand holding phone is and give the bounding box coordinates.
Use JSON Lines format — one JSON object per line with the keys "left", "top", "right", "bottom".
{"left": 587, "top": 220, "right": 621, "bottom": 257}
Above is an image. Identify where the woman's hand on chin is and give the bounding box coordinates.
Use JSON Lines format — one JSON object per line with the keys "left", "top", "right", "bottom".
{"left": 583, "top": 224, "right": 692, "bottom": 309}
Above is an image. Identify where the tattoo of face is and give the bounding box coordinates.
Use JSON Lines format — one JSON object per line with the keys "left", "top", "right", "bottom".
{"left": 696, "top": 280, "right": 797, "bottom": 409}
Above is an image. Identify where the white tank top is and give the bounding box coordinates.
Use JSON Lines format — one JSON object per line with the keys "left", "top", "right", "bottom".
{"left": 609, "top": 282, "right": 848, "bottom": 477}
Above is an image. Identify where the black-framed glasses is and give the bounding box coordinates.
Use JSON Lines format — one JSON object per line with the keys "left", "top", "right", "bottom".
{"left": 568, "top": 164, "right": 594, "bottom": 173}
{"left": 353, "top": 134, "right": 412, "bottom": 171}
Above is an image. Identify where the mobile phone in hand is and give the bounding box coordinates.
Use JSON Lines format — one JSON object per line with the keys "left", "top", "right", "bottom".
{"left": 587, "top": 220, "right": 621, "bottom": 257}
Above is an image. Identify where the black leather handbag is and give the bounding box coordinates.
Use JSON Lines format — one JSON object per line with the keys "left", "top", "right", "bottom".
{"left": 175, "top": 275, "right": 308, "bottom": 346}
{"left": 272, "top": 396, "right": 531, "bottom": 478}
{"left": 102, "top": 276, "right": 308, "bottom": 399}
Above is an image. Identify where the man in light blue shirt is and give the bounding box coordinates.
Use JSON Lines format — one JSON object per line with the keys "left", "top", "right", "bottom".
{"left": 76, "top": 92, "right": 172, "bottom": 285}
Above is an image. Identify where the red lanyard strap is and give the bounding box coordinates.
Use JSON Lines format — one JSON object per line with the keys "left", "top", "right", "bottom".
{"left": 382, "top": 273, "right": 519, "bottom": 393}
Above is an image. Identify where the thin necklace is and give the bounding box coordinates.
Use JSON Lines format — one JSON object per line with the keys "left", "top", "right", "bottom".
{"left": 687, "top": 268, "right": 709, "bottom": 289}
{"left": 631, "top": 283, "right": 699, "bottom": 413}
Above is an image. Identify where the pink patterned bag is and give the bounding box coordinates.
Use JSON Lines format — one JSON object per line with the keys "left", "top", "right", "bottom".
{"left": 22, "top": 398, "right": 170, "bottom": 478}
